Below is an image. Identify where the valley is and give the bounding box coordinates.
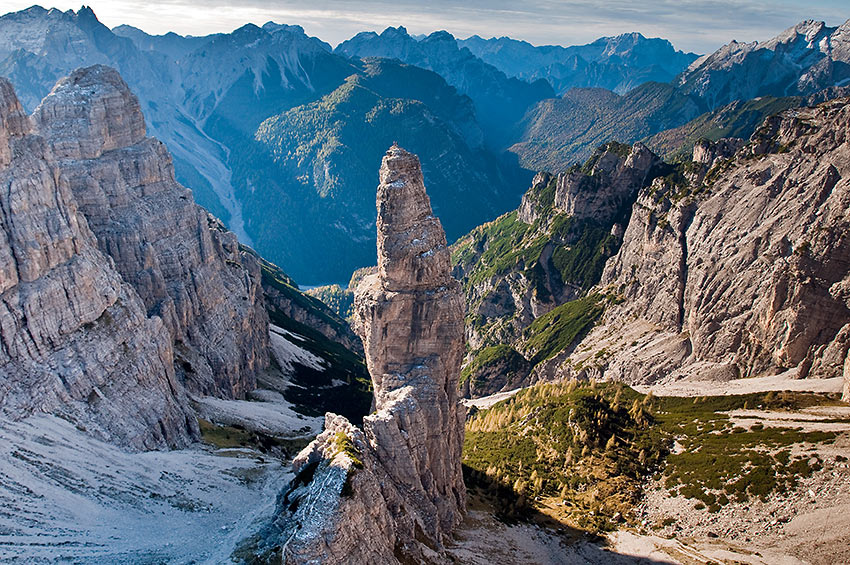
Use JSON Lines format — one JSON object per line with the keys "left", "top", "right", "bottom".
{"left": 0, "top": 3, "right": 849, "bottom": 564}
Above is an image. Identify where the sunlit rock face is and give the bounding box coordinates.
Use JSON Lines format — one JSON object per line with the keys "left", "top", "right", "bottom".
{"left": 565, "top": 99, "right": 850, "bottom": 388}
{"left": 256, "top": 145, "right": 466, "bottom": 564}
{"left": 0, "top": 75, "right": 196, "bottom": 450}
{"left": 33, "top": 65, "right": 269, "bottom": 398}
{"left": 356, "top": 143, "right": 467, "bottom": 544}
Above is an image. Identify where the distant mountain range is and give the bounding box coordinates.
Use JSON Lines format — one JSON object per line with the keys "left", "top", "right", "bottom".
{"left": 510, "top": 18, "right": 850, "bottom": 171}
{"left": 1, "top": 5, "right": 848, "bottom": 282}
{"left": 459, "top": 32, "right": 698, "bottom": 95}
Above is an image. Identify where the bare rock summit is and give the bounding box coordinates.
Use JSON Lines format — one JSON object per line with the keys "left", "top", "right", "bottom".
{"left": 33, "top": 65, "right": 269, "bottom": 398}
{"left": 0, "top": 76, "right": 196, "bottom": 449}
{"left": 254, "top": 145, "right": 465, "bottom": 564}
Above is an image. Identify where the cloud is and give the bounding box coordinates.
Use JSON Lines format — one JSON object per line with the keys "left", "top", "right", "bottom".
{"left": 2, "top": 0, "right": 847, "bottom": 53}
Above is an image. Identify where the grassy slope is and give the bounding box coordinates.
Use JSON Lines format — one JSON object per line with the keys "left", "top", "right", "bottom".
{"left": 510, "top": 83, "right": 706, "bottom": 172}
{"left": 644, "top": 95, "right": 804, "bottom": 161}
{"left": 463, "top": 381, "right": 843, "bottom": 533}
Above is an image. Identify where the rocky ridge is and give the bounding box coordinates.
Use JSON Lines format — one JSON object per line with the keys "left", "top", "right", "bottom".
{"left": 253, "top": 145, "right": 465, "bottom": 563}
{"left": 678, "top": 19, "right": 850, "bottom": 108}
{"left": 452, "top": 142, "right": 664, "bottom": 396}
{"left": 32, "top": 65, "right": 269, "bottom": 398}
{"left": 335, "top": 26, "right": 554, "bottom": 148}
{"left": 561, "top": 98, "right": 850, "bottom": 388}
{"left": 0, "top": 75, "right": 196, "bottom": 449}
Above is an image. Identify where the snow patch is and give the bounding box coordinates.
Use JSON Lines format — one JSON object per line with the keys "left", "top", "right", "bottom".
{"left": 269, "top": 324, "right": 327, "bottom": 373}
{"left": 0, "top": 415, "right": 291, "bottom": 564}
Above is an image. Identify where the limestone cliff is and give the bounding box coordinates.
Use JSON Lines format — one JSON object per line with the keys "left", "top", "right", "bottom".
{"left": 563, "top": 98, "right": 850, "bottom": 387}
{"left": 0, "top": 76, "right": 196, "bottom": 449}
{"left": 452, "top": 142, "right": 663, "bottom": 397}
{"left": 355, "top": 144, "right": 466, "bottom": 546}
{"left": 251, "top": 145, "right": 465, "bottom": 564}
{"left": 33, "top": 66, "right": 269, "bottom": 398}
{"left": 518, "top": 141, "right": 660, "bottom": 226}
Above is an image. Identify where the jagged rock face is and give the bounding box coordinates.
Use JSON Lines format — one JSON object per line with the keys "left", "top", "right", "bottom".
{"left": 451, "top": 142, "right": 662, "bottom": 397}
{"left": 600, "top": 177, "right": 694, "bottom": 329}
{"left": 519, "top": 142, "right": 660, "bottom": 226}
{"left": 357, "top": 145, "right": 466, "bottom": 552}
{"left": 569, "top": 100, "right": 850, "bottom": 385}
{"left": 555, "top": 142, "right": 660, "bottom": 222}
{"left": 261, "top": 146, "right": 465, "bottom": 564}
{"left": 844, "top": 355, "right": 850, "bottom": 402}
{"left": 691, "top": 137, "right": 745, "bottom": 168}
{"left": 33, "top": 65, "right": 269, "bottom": 398}
{"left": 678, "top": 19, "right": 850, "bottom": 109}
{"left": 0, "top": 77, "right": 196, "bottom": 449}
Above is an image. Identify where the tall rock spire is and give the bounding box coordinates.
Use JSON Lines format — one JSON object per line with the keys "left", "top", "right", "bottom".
{"left": 258, "top": 145, "right": 466, "bottom": 563}
{"left": 356, "top": 144, "right": 466, "bottom": 539}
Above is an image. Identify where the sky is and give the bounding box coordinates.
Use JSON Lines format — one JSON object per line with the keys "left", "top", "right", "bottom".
{"left": 0, "top": 1, "right": 847, "bottom": 54}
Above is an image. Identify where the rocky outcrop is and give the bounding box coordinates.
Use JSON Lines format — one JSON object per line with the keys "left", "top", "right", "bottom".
{"left": 565, "top": 99, "right": 850, "bottom": 386}
{"left": 454, "top": 142, "right": 664, "bottom": 397}
{"left": 255, "top": 145, "right": 465, "bottom": 563}
{"left": 33, "top": 65, "right": 269, "bottom": 398}
{"left": 355, "top": 145, "right": 466, "bottom": 545}
{"left": 0, "top": 76, "right": 196, "bottom": 449}
{"left": 519, "top": 142, "right": 660, "bottom": 226}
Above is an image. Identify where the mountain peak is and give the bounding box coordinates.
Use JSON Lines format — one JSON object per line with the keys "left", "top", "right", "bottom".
{"left": 380, "top": 25, "right": 409, "bottom": 38}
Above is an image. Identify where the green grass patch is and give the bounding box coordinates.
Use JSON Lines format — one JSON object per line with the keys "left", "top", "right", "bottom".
{"left": 462, "top": 384, "right": 842, "bottom": 534}
{"left": 523, "top": 294, "right": 605, "bottom": 364}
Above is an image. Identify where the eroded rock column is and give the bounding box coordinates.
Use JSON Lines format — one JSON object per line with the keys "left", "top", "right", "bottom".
{"left": 260, "top": 145, "right": 466, "bottom": 564}
{"left": 355, "top": 143, "right": 466, "bottom": 544}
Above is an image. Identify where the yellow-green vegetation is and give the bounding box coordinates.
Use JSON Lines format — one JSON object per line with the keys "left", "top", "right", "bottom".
{"left": 198, "top": 418, "right": 257, "bottom": 449}
{"left": 332, "top": 431, "right": 363, "bottom": 469}
{"left": 550, "top": 226, "right": 619, "bottom": 289}
{"left": 451, "top": 211, "right": 544, "bottom": 288}
{"left": 198, "top": 419, "right": 312, "bottom": 458}
{"left": 656, "top": 391, "right": 839, "bottom": 511}
{"left": 305, "top": 284, "right": 355, "bottom": 322}
{"left": 462, "top": 383, "right": 843, "bottom": 534}
{"left": 464, "top": 381, "right": 662, "bottom": 532}
{"left": 644, "top": 95, "right": 803, "bottom": 161}
{"left": 522, "top": 294, "right": 607, "bottom": 364}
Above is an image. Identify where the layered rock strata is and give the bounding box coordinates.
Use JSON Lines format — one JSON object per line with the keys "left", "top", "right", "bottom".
{"left": 33, "top": 66, "right": 268, "bottom": 397}
{"left": 255, "top": 145, "right": 465, "bottom": 563}
{"left": 563, "top": 99, "right": 850, "bottom": 387}
{"left": 355, "top": 144, "right": 466, "bottom": 545}
{"left": 519, "top": 141, "right": 661, "bottom": 225}
{"left": 0, "top": 76, "right": 196, "bottom": 449}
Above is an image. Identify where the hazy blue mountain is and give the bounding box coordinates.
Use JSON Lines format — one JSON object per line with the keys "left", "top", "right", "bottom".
{"left": 510, "top": 83, "right": 706, "bottom": 172}
{"left": 459, "top": 32, "right": 698, "bottom": 95}
{"left": 335, "top": 26, "right": 555, "bottom": 148}
{"left": 229, "top": 58, "right": 526, "bottom": 282}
